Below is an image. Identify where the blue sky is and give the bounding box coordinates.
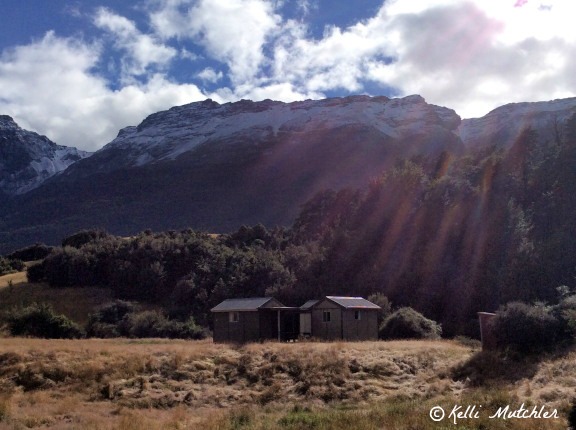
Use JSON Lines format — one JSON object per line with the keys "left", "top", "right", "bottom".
{"left": 1, "top": 0, "right": 575, "bottom": 151}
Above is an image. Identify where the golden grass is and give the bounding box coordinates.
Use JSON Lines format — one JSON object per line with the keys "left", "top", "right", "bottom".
{"left": 0, "top": 339, "right": 470, "bottom": 427}
{"left": 513, "top": 349, "right": 576, "bottom": 406}
{"left": 0, "top": 338, "right": 570, "bottom": 429}
{"left": 0, "top": 271, "right": 27, "bottom": 289}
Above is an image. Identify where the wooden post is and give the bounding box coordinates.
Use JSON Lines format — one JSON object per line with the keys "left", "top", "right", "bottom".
{"left": 477, "top": 312, "right": 497, "bottom": 350}
{"left": 277, "top": 310, "right": 281, "bottom": 341}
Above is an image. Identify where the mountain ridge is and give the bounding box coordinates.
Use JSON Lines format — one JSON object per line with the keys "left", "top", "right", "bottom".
{"left": 458, "top": 97, "right": 576, "bottom": 148}
{"left": 0, "top": 115, "right": 92, "bottom": 196}
{"left": 0, "top": 94, "right": 462, "bottom": 253}
{"left": 2, "top": 94, "right": 576, "bottom": 253}
{"left": 61, "top": 94, "right": 461, "bottom": 177}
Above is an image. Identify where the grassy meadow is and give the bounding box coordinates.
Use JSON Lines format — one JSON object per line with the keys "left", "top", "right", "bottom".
{"left": 0, "top": 270, "right": 573, "bottom": 429}
{"left": 0, "top": 337, "right": 573, "bottom": 429}
{"left": 0, "top": 272, "right": 27, "bottom": 289}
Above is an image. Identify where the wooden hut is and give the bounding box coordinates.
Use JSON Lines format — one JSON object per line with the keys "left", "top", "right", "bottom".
{"left": 308, "top": 296, "right": 380, "bottom": 341}
{"left": 211, "top": 297, "right": 298, "bottom": 343}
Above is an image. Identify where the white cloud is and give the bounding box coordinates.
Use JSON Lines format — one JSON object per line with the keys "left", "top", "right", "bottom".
{"left": 180, "top": 48, "right": 200, "bottom": 61}
{"left": 263, "top": 0, "right": 576, "bottom": 118}
{"left": 364, "top": 0, "right": 576, "bottom": 117}
{"left": 220, "top": 82, "right": 322, "bottom": 103}
{"left": 270, "top": 20, "right": 391, "bottom": 93}
{"left": 150, "top": 0, "right": 281, "bottom": 84}
{"left": 295, "top": 0, "right": 316, "bottom": 17}
{"left": 0, "top": 32, "right": 206, "bottom": 151}
{"left": 197, "top": 67, "right": 223, "bottom": 83}
{"left": 94, "top": 7, "right": 177, "bottom": 80}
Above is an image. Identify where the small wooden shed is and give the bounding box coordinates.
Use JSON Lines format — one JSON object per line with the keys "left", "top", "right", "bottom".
{"left": 211, "top": 297, "right": 299, "bottom": 343}
{"left": 309, "top": 296, "right": 380, "bottom": 341}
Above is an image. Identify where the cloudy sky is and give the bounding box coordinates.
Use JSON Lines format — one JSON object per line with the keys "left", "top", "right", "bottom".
{"left": 1, "top": 0, "right": 575, "bottom": 151}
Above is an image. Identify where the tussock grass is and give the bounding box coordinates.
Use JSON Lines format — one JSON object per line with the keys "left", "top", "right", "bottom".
{"left": 0, "top": 338, "right": 570, "bottom": 429}
{"left": 0, "top": 393, "right": 11, "bottom": 422}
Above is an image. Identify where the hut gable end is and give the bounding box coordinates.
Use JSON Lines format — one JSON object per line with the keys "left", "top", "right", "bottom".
{"left": 309, "top": 296, "right": 381, "bottom": 341}
{"left": 211, "top": 297, "right": 287, "bottom": 343}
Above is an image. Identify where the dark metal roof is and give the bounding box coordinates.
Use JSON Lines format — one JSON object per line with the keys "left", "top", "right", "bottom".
{"left": 300, "top": 300, "right": 319, "bottom": 310}
{"left": 211, "top": 297, "right": 284, "bottom": 312}
{"left": 324, "top": 296, "right": 381, "bottom": 309}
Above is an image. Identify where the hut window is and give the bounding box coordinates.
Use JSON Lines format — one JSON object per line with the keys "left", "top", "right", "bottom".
{"left": 323, "top": 311, "right": 331, "bottom": 322}
{"left": 354, "top": 310, "right": 361, "bottom": 320}
{"left": 229, "top": 311, "right": 240, "bottom": 323}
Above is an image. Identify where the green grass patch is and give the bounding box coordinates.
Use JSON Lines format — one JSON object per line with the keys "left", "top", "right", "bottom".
{"left": 213, "top": 393, "right": 567, "bottom": 430}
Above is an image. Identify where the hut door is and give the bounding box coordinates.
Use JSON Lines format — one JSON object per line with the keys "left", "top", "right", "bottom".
{"left": 300, "top": 313, "right": 311, "bottom": 337}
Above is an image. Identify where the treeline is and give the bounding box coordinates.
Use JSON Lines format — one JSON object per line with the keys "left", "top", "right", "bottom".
{"left": 282, "top": 113, "right": 576, "bottom": 336}
{"left": 27, "top": 227, "right": 296, "bottom": 327}
{"left": 17, "top": 113, "right": 576, "bottom": 338}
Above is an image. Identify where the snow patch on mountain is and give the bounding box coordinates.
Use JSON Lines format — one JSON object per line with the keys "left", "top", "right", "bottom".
{"left": 0, "top": 115, "right": 92, "bottom": 195}
{"left": 458, "top": 98, "right": 576, "bottom": 147}
{"left": 102, "top": 95, "right": 461, "bottom": 167}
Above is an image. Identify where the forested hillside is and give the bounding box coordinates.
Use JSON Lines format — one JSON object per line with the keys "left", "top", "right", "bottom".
{"left": 16, "top": 113, "right": 576, "bottom": 337}
{"left": 286, "top": 113, "right": 576, "bottom": 335}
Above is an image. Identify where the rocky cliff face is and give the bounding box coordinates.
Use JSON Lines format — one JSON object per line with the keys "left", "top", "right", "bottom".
{"left": 0, "top": 116, "right": 92, "bottom": 196}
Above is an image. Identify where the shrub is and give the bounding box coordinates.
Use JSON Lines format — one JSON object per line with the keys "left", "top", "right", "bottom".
{"left": 26, "top": 261, "right": 45, "bottom": 283}
{"left": 6, "top": 303, "right": 84, "bottom": 339}
{"left": 86, "top": 302, "right": 206, "bottom": 339}
{"left": 556, "top": 294, "right": 576, "bottom": 340}
{"left": 41, "top": 246, "right": 98, "bottom": 287}
{"left": 86, "top": 300, "right": 138, "bottom": 337}
{"left": 6, "top": 243, "right": 53, "bottom": 261}
{"left": 367, "top": 293, "right": 392, "bottom": 325}
{"left": 0, "top": 257, "right": 25, "bottom": 276}
{"left": 124, "top": 310, "right": 164, "bottom": 338}
{"left": 88, "top": 300, "right": 138, "bottom": 325}
{"left": 491, "top": 301, "right": 561, "bottom": 353}
{"left": 86, "top": 322, "right": 121, "bottom": 338}
{"left": 123, "top": 310, "right": 206, "bottom": 339}
{"left": 379, "top": 307, "right": 442, "bottom": 340}
{"left": 160, "top": 317, "right": 206, "bottom": 339}
{"left": 61, "top": 229, "right": 109, "bottom": 248}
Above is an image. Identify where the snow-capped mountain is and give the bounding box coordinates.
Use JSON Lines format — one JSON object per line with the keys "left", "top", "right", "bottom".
{"left": 0, "top": 94, "right": 462, "bottom": 252}
{"left": 3, "top": 93, "right": 576, "bottom": 253}
{"left": 0, "top": 115, "right": 92, "bottom": 196}
{"left": 66, "top": 94, "right": 461, "bottom": 175}
{"left": 458, "top": 97, "right": 576, "bottom": 148}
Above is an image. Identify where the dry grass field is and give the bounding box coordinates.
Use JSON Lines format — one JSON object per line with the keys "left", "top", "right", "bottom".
{"left": 0, "top": 272, "right": 27, "bottom": 289}
{"left": 0, "top": 338, "right": 572, "bottom": 429}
